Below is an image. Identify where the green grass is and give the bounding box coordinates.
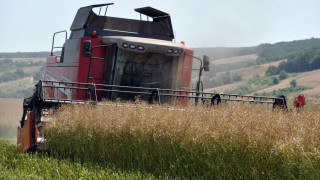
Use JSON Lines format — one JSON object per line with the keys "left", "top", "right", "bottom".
{"left": 224, "top": 76, "right": 276, "bottom": 95}
{"left": 0, "top": 139, "right": 158, "bottom": 179}
{"left": 256, "top": 86, "right": 311, "bottom": 96}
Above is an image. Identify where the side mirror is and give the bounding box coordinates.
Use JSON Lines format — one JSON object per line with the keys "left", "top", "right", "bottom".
{"left": 203, "top": 55, "right": 210, "bottom": 71}
{"left": 82, "top": 40, "right": 91, "bottom": 57}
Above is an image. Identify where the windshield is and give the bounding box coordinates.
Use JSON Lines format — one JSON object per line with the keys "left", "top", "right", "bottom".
{"left": 113, "top": 49, "right": 179, "bottom": 89}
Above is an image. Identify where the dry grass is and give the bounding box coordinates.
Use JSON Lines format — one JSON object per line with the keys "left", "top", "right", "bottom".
{"left": 47, "top": 102, "right": 320, "bottom": 154}
{"left": 45, "top": 101, "right": 320, "bottom": 178}
{"left": 212, "top": 54, "right": 258, "bottom": 65}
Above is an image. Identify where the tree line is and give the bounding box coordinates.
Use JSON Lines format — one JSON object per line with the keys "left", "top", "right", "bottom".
{"left": 256, "top": 38, "right": 320, "bottom": 64}
{"left": 264, "top": 47, "right": 320, "bottom": 74}
{"left": 0, "top": 52, "right": 49, "bottom": 58}
{"left": 0, "top": 58, "right": 44, "bottom": 71}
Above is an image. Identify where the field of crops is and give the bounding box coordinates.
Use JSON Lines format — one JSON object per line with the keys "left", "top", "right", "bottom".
{"left": 2, "top": 100, "right": 320, "bottom": 179}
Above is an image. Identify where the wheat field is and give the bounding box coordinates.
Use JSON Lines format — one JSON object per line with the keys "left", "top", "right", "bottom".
{"left": 44, "top": 101, "right": 320, "bottom": 179}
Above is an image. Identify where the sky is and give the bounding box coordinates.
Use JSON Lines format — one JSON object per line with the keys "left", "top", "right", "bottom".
{"left": 0, "top": 0, "right": 319, "bottom": 52}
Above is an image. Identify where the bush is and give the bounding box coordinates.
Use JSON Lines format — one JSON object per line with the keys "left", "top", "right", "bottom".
{"left": 273, "top": 77, "right": 279, "bottom": 84}
{"left": 221, "top": 72, "right": 231, "bottom": 85}
{"left": 290, "top": 79, "right": 297, "bottom": 87}
{"left": 232, "top": 73, "right": 242, "bottom": 82}
{"left": 265, "top": 66, "right": 280, "bottom": 76}
{"left": 14, "top": 68, "right": 25, "bottom": 78}
{"left": 224, "top": 85, "right": 255, "bottom": 95}
{"left": 0, "top": 72, "right": 17, "bottom": 82}
{"left": 33, "top": 67, "right": 45, "bottom": 81}
{"left": 279, "top": 70, "right": 288, "bottom": 80}
{"left": 256, "top": 86, "right": 310, "bottom": 97}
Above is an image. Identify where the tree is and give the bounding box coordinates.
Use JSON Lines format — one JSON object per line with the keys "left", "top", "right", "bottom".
{"left": 273, "top": 77, "right": 279, "bottom": 84}
{"left": 290, "top": 79, "right": 297, "bottom": 88}
{"left": 33, "top": 70, "right": 44, "bottom": 81}
{"left": 278, "top": 61, "right": 287, "bottom": 71}
{"left": 0, "top": 72, "right": 16, "bottom": 82}
{"left": 2, "top": 58, "right": 13, "bottom": 65}
{"left": 265, "top": 66, "right": 280, "bottom": 76}
{"left": 232, "top": 73, "right": 242, "bottom": 82}
{"left": 221, "top": 72, "right": 231, "bottom": 85}
{"left": 14, "top": 69, "right": 25, "bottom": 78}
{"left": 279, "top": 71, "right": 288, "bottom": 80}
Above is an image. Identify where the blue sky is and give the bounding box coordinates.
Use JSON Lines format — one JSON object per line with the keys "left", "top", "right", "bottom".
{"left": 0, "top": 0, "right": 319, "bottom": 52}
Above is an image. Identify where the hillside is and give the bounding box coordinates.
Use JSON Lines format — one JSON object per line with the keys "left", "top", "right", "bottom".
{"left": 252, "top": 69, "right": 320, "bottom": 97}
{"left": 204, "top": 60, "right": 285, "bottom": 92}
{"left": 194, "top": 38, "right": 320, "bottom": 63}
{"left": 202, "top": 54, "right": 320, "bottom": 98}
{"left": 195, "top": 38, "right": 320, "bottom": 98}
{"left": 0, "top": 57, "right": 46, "bottom": 98}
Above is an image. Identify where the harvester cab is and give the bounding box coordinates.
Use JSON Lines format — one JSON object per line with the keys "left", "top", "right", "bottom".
{"left": 46, "top": 3, "right": 201, "bottom": 104}
{"left": 17, "top": 3, "right": 288, "bottom": 152}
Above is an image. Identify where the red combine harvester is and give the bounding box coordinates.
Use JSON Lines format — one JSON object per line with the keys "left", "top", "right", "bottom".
{"left": 17, "top": 3, "right": 288, "bottom": 152}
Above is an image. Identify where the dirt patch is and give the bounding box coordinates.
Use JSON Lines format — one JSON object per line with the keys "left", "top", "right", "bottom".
{"left": 212, "top": 54, "right": 258, "bottom": 65}
{"left": 205, "top": 82, "right": 245, "bottom": 92}
{"left": 300, "top": 87, "right": 320, "bottom": 98}
{"left": 233, "top": 60, "right": 286, "bottom": 79}
{"left": 23, "top": 66, "right": 42, "bottom": 73}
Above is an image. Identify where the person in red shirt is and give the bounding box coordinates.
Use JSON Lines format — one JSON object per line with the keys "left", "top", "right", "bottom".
{"left": 293, "top": 94, "right": 306, "bottom": 112}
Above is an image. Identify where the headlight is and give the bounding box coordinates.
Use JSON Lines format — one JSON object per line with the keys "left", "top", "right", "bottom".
{"left": 167, "top": 49, "right": 173, "bottom": 53}
{"left": 129, "top": 44, "right": 136, "bottom": 49}
{"left": 122, "top": 43, "right": 128, "bottom": 48}
{"left": 137, "top": 45, "right": 144, "bottom": 50}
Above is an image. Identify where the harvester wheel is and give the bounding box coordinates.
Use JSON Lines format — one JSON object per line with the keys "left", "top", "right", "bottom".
{"left": 272, "top": 95, "right": 288, "bottom": 110}
{"left": 149, "top": 90, "right": 159, "bottom": 104}
{"left": 211, "top": 94, "right": 221, "bottom": 106}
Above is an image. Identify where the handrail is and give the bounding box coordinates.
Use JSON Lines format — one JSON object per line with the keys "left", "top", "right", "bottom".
{"left": 40, "top": 80, "right": 288, "bottom": 109}
{"left": 51, "top": 30, "right": 68, "bottom": 56}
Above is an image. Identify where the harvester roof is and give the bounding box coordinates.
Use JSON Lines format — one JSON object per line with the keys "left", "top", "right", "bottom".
{"left": 70, "top": 3, "right": 174, "bottom": 41}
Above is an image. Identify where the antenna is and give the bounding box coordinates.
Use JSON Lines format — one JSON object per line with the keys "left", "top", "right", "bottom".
{"left": 93, "top": 3, "right": 114, "bottom": 16}
{"left": 104, "top": 6, "right": 109, "bottom": 16}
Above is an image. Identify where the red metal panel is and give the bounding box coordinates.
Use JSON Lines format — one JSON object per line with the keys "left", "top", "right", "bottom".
{"left": 46, "top": 56, "right": 57, "bottom": 64}
{"left": 182, "top": 48, "right": 193, "bottom": 89}
{"left": 77, "top": 36, "right": 105, "bottom": 100}
{"left": 176, "top": 47, "right": 194, "bottom": 106}
{"left": 17, "top": 111, "right": 34, "bottom": 152}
